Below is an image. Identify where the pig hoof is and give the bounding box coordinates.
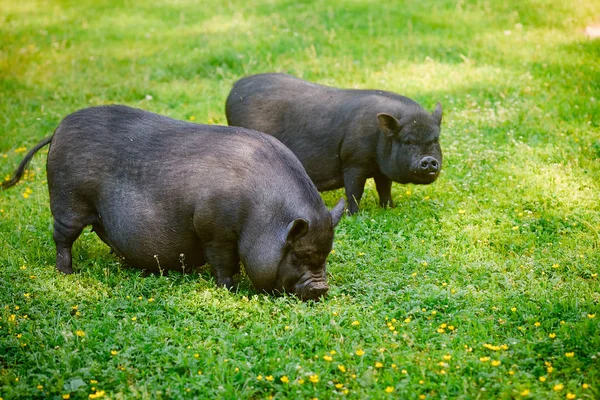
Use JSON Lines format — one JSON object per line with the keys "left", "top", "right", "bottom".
{"left": 217, "top": 277, "right": 235, "bottom": 291}
{"left": 56, "top": 265, "right": 73, "bottom": 274}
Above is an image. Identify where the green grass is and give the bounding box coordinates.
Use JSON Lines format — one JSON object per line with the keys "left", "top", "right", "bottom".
{"left": 1, "top": 0, "right": 599, "bottom": 398}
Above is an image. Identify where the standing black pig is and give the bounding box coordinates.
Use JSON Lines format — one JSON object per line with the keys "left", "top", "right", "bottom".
{"left": 2, "top": 105, "right": 345, "bottom": 301}
{"left": 225, "top": 73, "right": 443, "bottom": 214}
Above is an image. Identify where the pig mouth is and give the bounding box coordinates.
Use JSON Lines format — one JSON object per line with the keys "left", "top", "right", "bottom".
{"left": 294, "top": 274, "right": 329, "bottom": 301}
{"left": 411, "top": 170, "right": 440, "bottom": 184}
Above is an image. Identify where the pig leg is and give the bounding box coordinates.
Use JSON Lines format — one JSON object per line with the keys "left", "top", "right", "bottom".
{"left": 204, "top": 243, "right": 241, "bottom": 290}
{"left": 53, "top": 218, "right": 86, "bottom": 274}
{"left": 343, "top": 168, "right": 367, "bottom": 215}
{"left": 374, "top": 173, "right": 394, "bottom": 208}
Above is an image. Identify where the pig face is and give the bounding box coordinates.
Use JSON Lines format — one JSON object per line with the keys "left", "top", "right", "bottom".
{"left": 376, "top": 102, "right": 443, "bottom": 185}
{"left": 246, "top": 198, "right": 345, "bottom": 301}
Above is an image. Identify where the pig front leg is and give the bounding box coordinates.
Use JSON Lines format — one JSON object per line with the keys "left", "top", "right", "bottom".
{"left": 204, "top": 242, "right": 241, "bottom": 290}
{"left": 343, "top": 168, "right": 367, "bottom": 215}
{"left": 374, "top": 173, "right": 394, "bottom": 208}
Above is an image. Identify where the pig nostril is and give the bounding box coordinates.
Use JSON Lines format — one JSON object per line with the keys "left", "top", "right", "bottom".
{"left": 431, "top": 160, "right": 439, "bottom": 168}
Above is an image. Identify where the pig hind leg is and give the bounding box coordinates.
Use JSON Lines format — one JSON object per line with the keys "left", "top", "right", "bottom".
{"left": 204, "top": 242, "right": 241, "bottom": 290}
{"left": 51, "top": 198, "right": 97, "bottom": 274}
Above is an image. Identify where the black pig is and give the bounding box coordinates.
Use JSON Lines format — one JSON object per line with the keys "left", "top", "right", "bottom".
{"left": 226, "top": 73, "right": 443, "bottom": 214}
{"left": 2, "top": 105, "right": 345, "bottom": 301}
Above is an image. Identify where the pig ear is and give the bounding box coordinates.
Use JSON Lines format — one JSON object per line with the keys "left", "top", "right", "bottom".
{"left": 330, "top": 198, "right": 345, "bottom": 227}
{"left": 377, "top": 113, "right": 401, "bottom": 137}
{"left": 285, "top": 218, "right": 309, "bottom": 243}
{"left": 432, "top": 102, "right": 443, "bottom": 126}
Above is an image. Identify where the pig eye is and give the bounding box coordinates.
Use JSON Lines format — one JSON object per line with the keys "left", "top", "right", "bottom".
{"left": 404, "top": 140, "right": 416, "bottom": 146}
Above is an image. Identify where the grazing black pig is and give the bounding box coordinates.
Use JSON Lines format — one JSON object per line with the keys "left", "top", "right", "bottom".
{"left": 226, "top": 73, "right": 443, "bottom": 214}
{"left": 2, "top": 105, "right": 345, "bottom": 301}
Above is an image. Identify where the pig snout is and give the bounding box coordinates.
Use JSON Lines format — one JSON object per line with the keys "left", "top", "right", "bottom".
{"left": 295, "top": 276, "right": 329, "bottom": 301}
{"left": 418, "top": 156, "right": 440, "bottom": 174}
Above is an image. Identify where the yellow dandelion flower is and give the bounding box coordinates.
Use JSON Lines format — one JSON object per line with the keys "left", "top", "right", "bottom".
{"left": 566, "top": 394, "right": 576, "bottom": 399}
{"left": 385, "top": 386, "right": 394, "bottom": 393}
{"left": 90, "top": 380, "right": 98, "bottom": 384}
{"left": 22, "top": 192, "right": 30, "bottom": 199}
{"left": 148, "top": 298, "right": 154, "bottom": 302}
{"left": 357, "top": 252, "right": 365, "bottom": 256}
{"left": 437, "top": 328, "right": 445, "bottom": 333}
{"left": 330, "top": 350, "right": 337, "bottom": 355}
{"left": 534, "top": 322, "right": 540, "bottom": 327}
{"left": 256, "top": 375, "right": 263, "bottom": 380}
{"left": 582, "top": 383, "right": 589, "bottom": 389}
{"left": 588, "top": 314, "right": 596, "bottom": 319}
{"left": 298, "top": 379, "right": 305, "bottom": 384}
{"left": 520, "top": 389, "right": 530, "bottom": 396}
{"left": 419, "top": 395, "right": 426, "bottom": 400}
{"left": 479, "top": 357, "right": 490, "bottom": 362}
{"left": 343, "top": 389, "right": 349, "bottom": 394}
{"left": 323, "top": 355, "right": 333, "bottom": 361}
{"left": 265, "top": 375, "right": 274, "bottom": 381}
{"left": 335, "top": 383, "right": 344, "bottom": 389}
{"left": 75, "top": 330, "right": 85, "bottom": 337}
{"left": 338, "top": 364, "right": 346, "bottom": 372}
{"left": 194, "top": 353, "right": 199, "bottom": 358}
{"left": 549, "top": 333, "right": 556, "bottom": 338}
{"left": 404, "top": 318, "right": 411, "bottom": 323}
{"left": 280, "top": 376, "right": 289, "bottom": 383}
{"left": 309, "top": 374, "right": 319, "bottom": 383}
{"left": 63, "top": 395, "right": 71, "bottom": 399}
{"left": 443, "top": 355, "right": 452, "bottom": 361}
{"left": 553, "top": 384, "right": 564, "bottom": 391}
{"left": 37, "top": 385, "right": 43, "bottom": 390}
{"left": 547, "top": 367, "right": 554, "bottom": 373}
{"left": 375, "top": 362, "right": 383, "bottom": 368}
{"left": 458, "top": 209, "right": 466, "bottom": 214}
{"left": 539, "top": 376, "right": 546, "bottom": 382}
{"left": 448, "top": 325, "right": 455, "bottom": 331}
{"left": 110, "top": 350, "right": 118, "bottom": 356}
{"left": 189, "top": 116, "right": 196, "bottom": 121}
{"left": 565, "top": 352, "right": 574, "bottom": 357}
{"left": 355, "top": 349, "right": 365, "bottom": 356}
{"left": 511, "top": 307, "right": 517, "bottom": 312}
{"left": 501, "top": 344, "right": 508, "bottom": 350}
{"left": 351, "top": 320, "right": 360, "bottom": 326}
{"left": 131, "top": 317, "right": 137, "bottom": 321}
{"left": 552, "top": 264, "right": 559, "bottom": 269}
{"left": 419, "top": 380, "right": 425, "bottom": 384}
{"left": 389, "top": 325, "right": 395, "bottom": 331}
{"left": 491, "top": 360, "right": 501, "bottom": 366}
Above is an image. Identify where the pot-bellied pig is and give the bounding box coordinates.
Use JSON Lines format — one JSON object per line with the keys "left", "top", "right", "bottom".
{"left": 226, "top": 73, "right": 443, "bottom": 214}
{"left": 2, "top": 105, "right": 345, "bottom": 301}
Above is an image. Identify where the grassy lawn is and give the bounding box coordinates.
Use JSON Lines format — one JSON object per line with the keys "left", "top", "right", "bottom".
{"left": 1, "top": 0, "right": 599, "bottom": 398}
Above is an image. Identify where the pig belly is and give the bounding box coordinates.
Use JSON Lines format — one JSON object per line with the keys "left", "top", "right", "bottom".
{"left": 93, "top": 201, "right": 205, "bottom": 272}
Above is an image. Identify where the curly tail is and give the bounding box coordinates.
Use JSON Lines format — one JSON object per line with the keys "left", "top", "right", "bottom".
{"left": 1, "top": 136, "right": 53, "bottom": 189}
